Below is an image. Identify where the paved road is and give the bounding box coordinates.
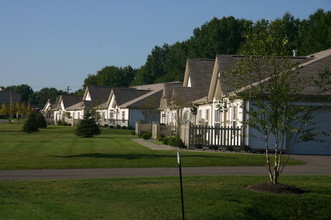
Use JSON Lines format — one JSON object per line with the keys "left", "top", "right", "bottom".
{"left": 0, "top": 155, "right": 330, "bottom": 180}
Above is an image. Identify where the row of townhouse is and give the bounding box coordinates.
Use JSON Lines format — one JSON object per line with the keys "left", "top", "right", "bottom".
{"left": 160, "top": 49, "right": 331, "bottom": 155}
{"left": 41, "top": 82, "right": 177, "bottom": 128}
{"left": 42, "top": 48, "right": 331, "bottom": 155}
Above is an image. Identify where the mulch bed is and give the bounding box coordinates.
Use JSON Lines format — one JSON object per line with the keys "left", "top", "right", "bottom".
{"left": 246, "top": 182, "right": 307, "bottom": 195}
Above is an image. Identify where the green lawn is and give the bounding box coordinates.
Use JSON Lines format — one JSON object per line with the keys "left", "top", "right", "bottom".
{"left": 0, "top": 175, "right": 330, "bottom": 219}
{"left": 0, "top": 121, "right": 303, "bottom": 170}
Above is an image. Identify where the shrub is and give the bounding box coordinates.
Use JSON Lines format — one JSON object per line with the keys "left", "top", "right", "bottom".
{"left": 142, "top": 132, "right": 152, "bottom": 140}
{"left": 131, "top": 131, "right": 136, "bottom": 135}
{"left": 157, "top": 134, "right": 165, "bottom": 141}
{"left": 162, "top": 137, "right": 169, "bottom": 145}
{"left": 121, "top": 126, "right": 127, "bottom": 129}
{"left": 138, "top": 132, "right": 144, "bottom": 138}
{"left": 226, "top": 146, "right": 234, "bottom": 151}
{"left": 240, "top": 145, "right": 250, "bottom": 152}
{"left": 103, "top": 124, "right": 109, "bottom": 128}
{"left": 167, "top": 136, "right": 186, "bottom": 149}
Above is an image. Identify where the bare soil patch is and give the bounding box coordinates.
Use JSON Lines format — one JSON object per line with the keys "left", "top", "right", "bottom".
{"left": 246, "top": 182, "right": 307, "bottom": 195}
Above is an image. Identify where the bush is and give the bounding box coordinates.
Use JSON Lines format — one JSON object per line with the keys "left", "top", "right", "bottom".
{"left": 142, "top": 132, "right": 152, "bottom": 140}
{"left": 240, "top": 145, "right": 250, "bottom": 152}
{"left": 103, "top": 124, "right": 109, "bottom": 128}
{"left": 162, "top": 137, "right": 169, "bottom": 145}
{"left": 226, "top": 146, "right": 234, "bottom": 151}
{"left": 131, "top": 131, "right": 136, "bottom": 135}
{"left": 138, "top": 132, "right": 144, "bottom": 138}
{"left": 157, "top": 134, "right": 165, "bottom": 141}
{"left": 121, "top": 126, "right": 127, "bottom": 129}
{"left": 165, "top": 136, "right": 186, "bottom": 149}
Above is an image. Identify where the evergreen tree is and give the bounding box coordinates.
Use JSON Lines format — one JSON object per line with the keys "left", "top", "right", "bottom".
{"left": 23, "top": 112, "right": 40, "bottom": 133}
{"left": 75, "top": 110, "right": 101, "bottom": 137}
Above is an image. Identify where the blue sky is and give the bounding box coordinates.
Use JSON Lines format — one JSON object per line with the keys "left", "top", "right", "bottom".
{"left": 1, "top": 0, "right": 330, "bottom": 92}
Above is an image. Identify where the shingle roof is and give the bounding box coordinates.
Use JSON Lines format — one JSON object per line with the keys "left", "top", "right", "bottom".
{"left": 168, "top": 59, "right": 214, "bottom": 108}
{"left": 112, "top": 88, "right": 150, "bottom": 106}
{"left": 183, "top": 58, "right": 214, "bottom": 90}
{"left": 53, "top": 95, "right": 82, "bottom": 110}
{"left": 216, "top": 55, "right": 313, "bottom": 95}
{"left": 171, "top": 87, "right": 205, "bottom": 107}
{"left": 121, "top": 90, "right": 163, "bottom": 109}
{"left": 159, "top": 82, "right": 183, "bottom": 110}
{"left": 85, "top": 86, "right": 113, "bottom": 107}
{"left": 224, "top": 48, "right": 331, "bottom": 97}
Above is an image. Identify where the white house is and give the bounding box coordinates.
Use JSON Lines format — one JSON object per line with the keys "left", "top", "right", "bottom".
{"left": 106, "top": 85, "right": 163, "bottom": 128}
{"left": 159, "top": 58, "right": 214, "bottom": 126}
{"left": 205, "top": 49, "right": 331, "bottom": 155}
{"left": 52, "top": 95, "right": 82, "bottom": 124}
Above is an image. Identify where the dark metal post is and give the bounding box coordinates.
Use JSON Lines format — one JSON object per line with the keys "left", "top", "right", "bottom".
{"left": 177, "top": 151, "right": 185, "bottom": 220}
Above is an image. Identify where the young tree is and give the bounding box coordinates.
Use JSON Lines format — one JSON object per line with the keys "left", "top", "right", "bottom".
{"left": 75, "top": 110, "right": 101, "bottom": 138}
{"left": 15, "top": 101, "right": 22, "bottom": 119}
{"left": 9, "top": 102, "right": 16, "bottom": 118}
{"left": 225, "top": 23, "right": 330, "bottom": 184}
{"left": 0, "top": 103, "right": 9, "bottom": 117}
{"left": 21, "top": 101, "right": 28, "bottom": 116}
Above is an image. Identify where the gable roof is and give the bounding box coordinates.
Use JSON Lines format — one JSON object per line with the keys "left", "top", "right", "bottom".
{"left": 166, "top": 59, "right": 214, "bottom": 108}
{"left": 120, "top": 89, "right": 163, "bottom": 109}
{"left": 83, "top": 86, "right": 113, "bottom": 107}
{"left": 183, "top": 58, "right": 214, "bottom": 89}
{"left": 54, "top": 95, "right": 82, "bottom": 110}
{"left": 159, "top": 82, "right": 183, "bottom": 110}
{"left": 171, "top": 87, "right": 205, "bottom": 107}
{"left": 107, "top": 88, "right": 150, "bottom": 108}
{"left": 208, "top": 54, "right": 315, "bottom": 101}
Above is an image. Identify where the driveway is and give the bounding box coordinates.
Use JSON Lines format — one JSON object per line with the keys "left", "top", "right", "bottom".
{"left": 0, "top": 154, "right": 330, "bottom": 181}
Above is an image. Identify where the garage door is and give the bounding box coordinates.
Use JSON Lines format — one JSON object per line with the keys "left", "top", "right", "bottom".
{"left": 290, "top": 107, "right": 331, "bottom": 155}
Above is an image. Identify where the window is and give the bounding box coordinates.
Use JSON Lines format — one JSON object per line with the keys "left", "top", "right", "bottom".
{"left": 205, "top": 109, "right": 209, "bottom": 121}
{"left": 215, "top": 109, "right": 220, "bottom": 123}
{"left": 122, "top": 111, "right": 125, "bottom": 121}
{"left": 77, "top": 112, "right": 80, "bottom": 119}
{"left": 233, "top": 106, "right": 238, "bottom": 120}
{"left": 198, "top": 110, "right": 202, "bottom": 119}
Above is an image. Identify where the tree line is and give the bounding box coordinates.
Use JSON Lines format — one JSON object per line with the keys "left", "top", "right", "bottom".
{"left": 84, "top": 9, "right": 331, "bottom": 87}
{"left": 0, "top": 84, "right": 83, "bottom": 108}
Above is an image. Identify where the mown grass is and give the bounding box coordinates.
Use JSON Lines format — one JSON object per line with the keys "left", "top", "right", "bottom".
{"left": 0, "top": 175, "right": 330, "bottom": 219}
{"left": 0, "top": 121, "right": 303, "bottom": 170}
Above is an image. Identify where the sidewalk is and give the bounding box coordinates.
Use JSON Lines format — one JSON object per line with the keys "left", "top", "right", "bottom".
{"left": 132, "top": 139, "right": 174, "bottom": 150}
